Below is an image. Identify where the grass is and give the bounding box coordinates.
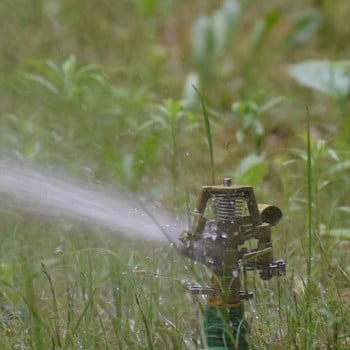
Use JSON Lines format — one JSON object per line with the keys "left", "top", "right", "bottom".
{"left": 0, "top": 0, "right": 349, "bottom": 349}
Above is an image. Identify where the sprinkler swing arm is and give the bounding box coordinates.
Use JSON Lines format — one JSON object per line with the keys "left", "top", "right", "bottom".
{"left": 179, "top": 178, "right": 285, "bottom": 349}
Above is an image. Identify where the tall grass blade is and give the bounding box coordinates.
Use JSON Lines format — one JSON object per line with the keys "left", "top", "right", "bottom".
{"left": 193, "top": 85, "right": 215, "bottom": 184}
{"left": 41, "top": 263, "right": 62, "bottom": 348}
{"left": 135, "top": 293, "right": 154, "bottom": 350}
{"left": 306, "top": 109, "right": 313, "bottom": 284}
{"left": 63, "top": 291, "right": 96, "bottom": 350}
{"left": 305, "top": 107, "right": 313, "bottom": 349}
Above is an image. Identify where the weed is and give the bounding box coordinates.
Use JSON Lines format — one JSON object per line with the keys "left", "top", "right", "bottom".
{"left": 232, "top": 95, "right": 284, "bottom": 153}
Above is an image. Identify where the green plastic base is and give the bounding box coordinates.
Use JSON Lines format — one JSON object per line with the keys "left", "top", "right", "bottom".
{"left": 203, "top": 304, "right": 249, "bottom": 350}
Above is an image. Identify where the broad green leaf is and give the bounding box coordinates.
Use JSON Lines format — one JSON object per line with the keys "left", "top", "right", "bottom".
{"left": 234, "top": 154, "right": 267, "bottom": 186}
{"left": 222, "top": 0, "right": 241, "bottom": 27}
{"left": 192, "top": 15, "right": 214, "bottom": 67}
{"left": 212, "top": 0, "right": 241, "bottom": 54}
{"left": 288, "top": 60, "right": 350, "bottom": 98}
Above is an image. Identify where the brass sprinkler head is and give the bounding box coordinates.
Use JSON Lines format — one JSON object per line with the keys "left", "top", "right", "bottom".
{"left": 180, "top": 178, "right": 285, "bottom": 304}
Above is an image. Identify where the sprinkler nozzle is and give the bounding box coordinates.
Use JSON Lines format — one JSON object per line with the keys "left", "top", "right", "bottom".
{"left": 258, "top": 204, "right": 283, "bottom": 226}
{"left": 180, "top": 178, "right": 286, "bottom": 298}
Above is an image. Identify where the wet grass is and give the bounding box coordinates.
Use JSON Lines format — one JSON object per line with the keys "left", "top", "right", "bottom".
{"left": 0, "top": 0, "right": 349, "bottom": 349}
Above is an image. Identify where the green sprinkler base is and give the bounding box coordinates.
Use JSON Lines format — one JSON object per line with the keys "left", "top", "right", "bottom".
{"left": 203, "top": 304, "right": 249, "bottom": 350}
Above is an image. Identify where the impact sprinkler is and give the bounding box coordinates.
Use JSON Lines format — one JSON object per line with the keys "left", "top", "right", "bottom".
{"left": 180, "top": 178, "right": 285, "bottom": 349}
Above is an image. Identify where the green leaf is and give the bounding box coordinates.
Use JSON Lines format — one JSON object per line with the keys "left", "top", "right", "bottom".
{"left": 24, "top": 73, "right": 59, "bottom": 94}
{"left": 234, "top": 154, "right": 267, "bottom": 186}
{"left": 222, "top": 0, "right": 241, "bottom": 27}
{"left": 192, "top": 15, "right": 214, "bottom": 68}
{"left": 248, "top": 8, "right": 280, "bottom": 55}
{"left": 260, "top": 95, "right": 285, "bottom": 113}
{"left": 62, "top": 54, "right": 77, "bottom": 80}
{"left": 287, "top": 60, "right": 350, "bottom": 98}
{"left": 327, "top": 148, "right": 340, "bottom": 162}
{"left": 284, "top": 8, "right": 321, "bottom": 47}
{"left": 327, "top": 160, "right": 350, "bottom": 176}
{"left": 212, "top": 0, "right": 241, "bottom": 55}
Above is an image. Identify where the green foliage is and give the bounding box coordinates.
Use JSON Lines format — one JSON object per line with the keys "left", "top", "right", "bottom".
{"left": 104, "top": 134, "right": 160, "bottom": 191}
{"left": 139, "top": 98, "right": 200, "bottom": 201}
{"left": 232, "top": 95, "right": 284, "bottom": 152}
{"left": 133, "top": 0, "right": 159, "bottom": 17}
{"left": 283, "top": 8, "right": 322, "bottom": 48}
{"left": 24, "top": 54, "right": 109, "bottom": 107}
{"left": 288, "top": 59, "right": 350, "bottom": 98}
{"left": 234, "top": 154, "right": 267, "bottom": 187}
{"left": 247, "top": 8, "right": 280, "bottom": 59}
{"left": 191, "top": 0, "right": 241, "bottom": 83}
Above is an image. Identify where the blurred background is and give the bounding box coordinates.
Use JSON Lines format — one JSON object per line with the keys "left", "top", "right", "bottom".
{"left": 1, "top": 0, "right": 350, "bottom": 196}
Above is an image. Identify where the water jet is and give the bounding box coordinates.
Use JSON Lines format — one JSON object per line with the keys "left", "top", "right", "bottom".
{"left": 0, "top": 159, "right": 181, "bottom": 242}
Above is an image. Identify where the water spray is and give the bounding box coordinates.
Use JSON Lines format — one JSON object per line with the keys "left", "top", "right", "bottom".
{"left": 0, "top": 160, "right": 180, "bottom": 242}
{"left": 180, "top": 178, "right": 285, "bottom": 349}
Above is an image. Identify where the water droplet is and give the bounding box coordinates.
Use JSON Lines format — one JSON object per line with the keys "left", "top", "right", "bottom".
{"left": 206, "top": 256, "right": 215, "bottom": 264}
{"left": 54, "top": 246, "right": 64, "bottom": 254}
{"left": 232, "top": 270, "right": 239, "bottom": 278}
